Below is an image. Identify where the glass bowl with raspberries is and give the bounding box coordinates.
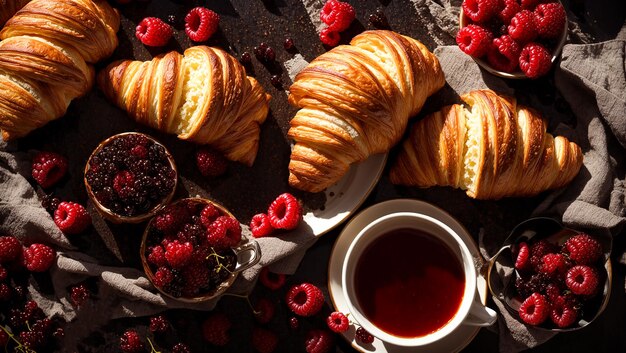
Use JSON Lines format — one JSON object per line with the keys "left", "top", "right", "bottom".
{"left": 487, "top": 217, "right": 612, "bottom": 331}
{"left": 84, "top": 132, "right": 178, "bottom": 223}
{"left": 457, "top": 0, "right": 568, "bottom": 79}
{"left": 140, "top": 198, "right": 260, "bottom": 302}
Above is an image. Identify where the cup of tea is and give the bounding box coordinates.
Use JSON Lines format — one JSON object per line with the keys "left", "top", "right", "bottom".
{"left": 341, "top": 212, "right": 497, "bottom": 347}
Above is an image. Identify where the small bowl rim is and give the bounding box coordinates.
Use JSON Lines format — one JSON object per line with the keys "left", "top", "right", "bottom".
{"left": 458, "top": 4, "right": 568, "bottom": 80}
{"left": 84, "top": 132, "right": 178, "bottom": 224}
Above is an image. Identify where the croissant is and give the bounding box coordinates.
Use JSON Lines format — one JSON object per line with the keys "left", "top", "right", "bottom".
{"left": 389, "top": 89, "right": 583, "bottom": 199}
{"left": 0, "top": 0, "right": 119, "bottom": 141}
{"left": 287, "top": 30, "right": 445, "bottom": 193}
{"left": 97, "top": 46, "right": 271, "bottom": 166}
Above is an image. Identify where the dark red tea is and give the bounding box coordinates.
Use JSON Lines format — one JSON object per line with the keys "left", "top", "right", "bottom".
{"left": 354, "top": 228, "right": 465, "bottom": 338}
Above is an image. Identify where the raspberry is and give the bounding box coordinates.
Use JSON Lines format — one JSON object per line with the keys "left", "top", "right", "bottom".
{"left": 120, "top": 329, "right": 144, "bottom": 353}
{"left": 529, "top": 239, "right": 557, "bottom": 271}
{"left": 252, "top": 327, "right": 278, "bottom": 353}
{"left": 456, "top": 24, "right": 493, "bottom": 58}
{"left": 130, "top": 145, "right": 148, "bottom": 159}
{"left": 147, "top": 246, "right": 167, "bottom": 267}
{"left": 498, "top": 0, "right": 521, "bottom": 24}
{"left": 259, "top": 267, "right": 286, "bottom": 290}
{"left": 53, "top": 201, "right": 92, "bottom": 234}
{"left": 207, "top": 219, "right": 229, "bottom": 250}
{"left": 534, "top": 2, "right": 566, "bottom": 39}
{"left": 164, "top": 240, "right": 193, "bottom": 269}
{"left": 319, "top": 28, "right": 340, "bottom": 47}
{"left": 153, "top": 267, "right": 173, "bottom": 287}
{"left": 550, "top": 295, "right": 579, "bottom": 328}
{"left": 288, "top": 317, "right": 299, "bottom": 330}
{"left": 355, "top": 327, "right": 374, "bottom": 344}
{"left": 508, "top": 10, "right": 538, "bottom": 43}
{"left": 520, "top": 0, "right": 541, "bottom": 10}
{"left": 305, "top": 329, "right": 334, "bottom": 353}
{"left": 328, "top": 2, "right": 355, "bottom": 32}
{"left": 563, "top": 233, "right": 603, "bottom": 265}
{"left": 23, "top": 243, "right": 55, "bottom": 272}
{"left": 196, "top": 148, "right": 228, "bottom": 177}
{"left": 286, "top": 283, "right": 324, "bottom": 317}
{"left": 250, "top": 213, "right": 275, "bottom": 238}
{"left": 202, "top": 313, "right": 231, "bottom": 346}
{"left": 487, "top": 34, "right": 521, "bottom": 72}
{"left": 462, "top": 0, "right": 500, "bottom": 23}
{"left": 320, "top": 0, "right": 338, "bottom": 25}
{"left": 219, "top": 216, "right": 242, "bottom": 247}
{"left": 70, "top": 284, "right": 90, "bottom": 308}
{"left": 135, "top": 17, "right": 173, "bottom": 47}
{"left": 149, "top": 315, "right": 169, "bottom": 334}
{"left": 565, "top": 265, "right": 599, "bottom": 296}
{"left": 539, "top": 253, "right": 568, "bottom": 277}
{"left": 254, "top": 298, "right": 275, "bottom": 324}
{"left": 31, "top": 151, "right": 68, "bottom": 189}
{"left": 200, "top": 204, "right": 220, "bottom": 228}
{"left": 268, "top": 193, "right": 302, "bottom": 230}
{"left": 155, "top": 204, "right": 189, "bottom": 234}
{"left": 0, "top": 236, "right": 21, "bottom": 263}
{"left": 518, "top": 292, "right": 550, "bottom": 325}
{"left": 326, "top": 312, "right": 349, "bottom": 333}
{"left": 172, "top": 343, "right": 191, "bottom": 353}
{"left": 113, "top": 170, "right": 135, "bottom": 198}
{"left": 519, "top": 42, "right": 552, "bottom": 78}
{"left": 514, "top": 241, "right": 530, "bottom": 271}
{"left": 185, "top": 7, "right": 219, "bottom": 42}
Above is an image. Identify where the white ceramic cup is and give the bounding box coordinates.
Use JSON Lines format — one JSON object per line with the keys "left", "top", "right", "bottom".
{"left": 341, "top": 212, "right": 497, "bottom": 347}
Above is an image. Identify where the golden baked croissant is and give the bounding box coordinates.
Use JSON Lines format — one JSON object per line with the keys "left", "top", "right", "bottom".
{"left": 0, "top": 0, "right": 119, "bottom": 141}
{"left": 97, "top": 46, "right": 271, "bottom": 166}
{"left": 287, "top": 30, "right": 445, "bottom": 193}
{"left": 389, "top": 89, "right": 583, "bottom": 199}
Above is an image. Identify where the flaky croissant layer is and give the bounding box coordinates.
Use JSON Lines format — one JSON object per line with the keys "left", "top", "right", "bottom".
{"left": 390, "top": 89, "right": 583, "bottom": 199}
{"left": 287, "top": 30, "right": 445, "bottom": 193}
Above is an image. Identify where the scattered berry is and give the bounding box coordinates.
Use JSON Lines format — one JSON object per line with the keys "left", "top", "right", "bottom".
{"left": 185, "top": 7, "right": 219, "bottom": 42}
{"left": 264, "top": 47, "right": 276, "bottom": 62}
{"left": 462, "top": 0, "right": 500, "bottom": 23}
{"left": 196, "top": 148, "right": 228, "bottom": 177}
{"left": 70, "top": 284, "right": 90, "bottom": 307}
{"left": 164, "top": 240, "right": 193, "bottom": 269}
{"left": 40, "top": 193, "right": 61, "bottom": 214}
{"left": 563, "top": 233, "right": 603, "bottom": 265}
{"left": 31, "top": 151, "right": 68, "bottom": 189}
{"left": 518, "top": 292, "right": 550, "bottom": 325}
{"left": 326, "top": 312, "right": 349, "bottom": 333}
{"left": 150, "top": 315, "right": 169, "bottom": 333}
{"left": 270, "top": 75, "right": 283, "bottom": 88}
{"left": 0, "top": 236, "right": 21, "bottom": 263}
{"left": 284, "top": 38, "right": 295, "bottom": 50}
{"left": 355, "top": 327, "right": 374, "bottom": 344}
{"left": 286, "top": 283, "right": 324, "bottom": 317}
{"left": 368, "top": 8, "right": 389, "bottom": 28}
{"left": 252, "top": 327, "right": 278, "bottom": 353}
{"left": 254, "top": 298, "right": 276, "bottom": 324}
{"left": 319, "top": 28, "right": 340, "bottom": 47}
{"left": 240, "top": 52, "right": 252, "bottom": 64}
{"left": 487, "top": 34, "right": 521, "bottom": 72}
{"left": 514, "top": 241, "right": 530, "bottom": 271}
{"left": 250, "top": 213, "right": 275, "bottom": 238}
{"left": 54, "top": 201, "right": 91, "bottom": 234}
{"left": 259, "top": 267, "right": 286, "bottom": 290}
{"left": 305, "top": 329, "right": 334, "bottom": 353}
{"left": 456, "top": 24, "right": 493, "bottom": 58}
{"left": 254, "top": 42, "right": 268, "bottom": 60}
{"left": 268, "top": 193, "right": 302, "bottom": 230}
{"left": 288, "top": 316, "right": 300, "bottom": 330}
{"left": 534, "top": 2, "right": 566, "bottom": 39}
{"left": 566, "top": 265, "right": 599, "bottom": 296}
{"left": 136, "top": 17, "right": 173, "bottom": 47}
{"left": 508, "top": 10, "right": 538, "bottom": 43}
{"left": 550, "top": 295, "right": 579, "bottom": 328}
{"left": 202, "top": 313, "right": 231, "bottom": 346}
{"left": 23, "top": 243, "right": 55, "bottom": 272}
{"left": 519, "top": 42, "right": 552, "bottom": 78}
{"left": 498, "top": 0, "right": 521, "bottom": 24}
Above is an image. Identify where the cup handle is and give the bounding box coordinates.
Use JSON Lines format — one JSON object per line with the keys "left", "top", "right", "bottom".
{"left": 464, "top": 300, "right": 498, "bottom": 327}
{"left": 233, "top": 240, "right": 262, "bottom": 273}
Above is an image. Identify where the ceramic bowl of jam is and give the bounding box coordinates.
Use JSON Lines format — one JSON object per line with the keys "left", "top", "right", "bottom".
{"left": 84, "top": 132, "right": 177, "bottom": 224}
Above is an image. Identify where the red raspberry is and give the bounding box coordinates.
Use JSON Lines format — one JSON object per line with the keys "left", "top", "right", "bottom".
{"left": 518, "top": 292, "right": 550, "bottom": 325}
{"left": 155, "top": 204, "right": 189, "bottom": 234}
{"left": 456, "top": 24, "right": 493, "bottom": 58}
{"left": 462, "top": 0, "right": 500, "bottom": 23}
{"left": 130, "top": 145, "right": 148, "bottom": 159}
{"left": 216, "top": 216, "right": 242, "bottom": 247}
{"left": 0, "top": 236, "right": 22, "bottom": 263}
{"left": 565, "top": 265, "right": 599, "bottom": 296}
{"left": 164, "top": 240, "right": 193, "bottom": 269}
{"left": 207, "top": 219, "right": 229, "bottom": 250}
{"left": 498, "top": 0, "right": 521, "bottom": 24}
{"left": 135, "top": 17, "right": 172, "bottom": 47}
{"left": 508, "top": 10, "right": 538, "bottom": 43}
{"left": 153, "top": 266, "right": 173, "bottom": 287}
{"left": 202, "top": 313, "right": 231, "bottom": 346}
{"left": 254, "top": 298, "right": 276, "bottom": 324}
{"left": 23, "top": 243, "right": 55, "bottom": 272}
{"left": 70, "top": 284, "right": 90, "bottom": 308}
{"left": 120, "top": 329, "right": 144, "bottom": 353}
{"left": 305, "top": 329, "right": 334, "bottom": 353}
{"left": 550, "top": 295, "right": 579, "bottom": 328}
{"left": 519, "top": 42, "right": 552, "bottom": 78}
{"left": 250, "top": 213, "right": 275, "bottom": 238}
{"left": 319, "top": 28, "right": 340, "bottom": 47}
{"left": 185, "top": 7, "right": 219, "bottom": 42}
{"left": 286, "top": 283, "right": 324, "bottom": 317}
{"left": 149, "top": 315, "right": 169, "bottom": 334}
{"left": 113, "top": 170, "right": 135, "bottom": 198}
{"left": 252, "top": 327, "right": 278, "bottom": 353}
{"left": 328, "top": 1, "right": 355, "bottom": 32}
{"left": 31, "top": 151, "right": 68, "bottom": 189}
{"left": 147, "top": 246, "right": 167, "bottom": 267}
{"left": 529, "top": 239, "right": 557, "bottom": 271}
{"left": 259, "top": 267, "right": 287, "bottom": 290}
{"left": 268, "top": 193, "right": 302, "bottom": 230}
{"left": 196, "top": 148, "right": 228, "bottom": 177}
{"left": 539, "top": 253, "right": 568, "bottom": 277}
{"left": 355, "top": 327, "right": 374, "bottom": 344}
{"left": 563, "top": 233, "right": 603, "bottom": 265}
{"left": 54, "top": 201, "right": 91, "bottom": 234}
{"left": 326, "top": 312, "right": 349, "bottom": 333}
{"left": 514, "top": 241, "right": 530, "bottom": 271}
{"left": 200, "top": 204, "right": 220, "bottom": 228}
{"left": 534, "top": 2, "right": 566, "bottom": 39}
{"left": 487, "top": 34, "right": 521, "bottom": 72}
{"left": 320, "top": 0, "right": 338, "bottom": 25}
{"left": 520, "top": 0, "right": 541, "bottom": 10}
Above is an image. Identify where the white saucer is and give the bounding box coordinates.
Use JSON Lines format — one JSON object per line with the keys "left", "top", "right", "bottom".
{"left": 328, "top": 199, "right": 489, "bottom": 353}
{"left": 304, "top": 153, "right": 387, "bottom": 236}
